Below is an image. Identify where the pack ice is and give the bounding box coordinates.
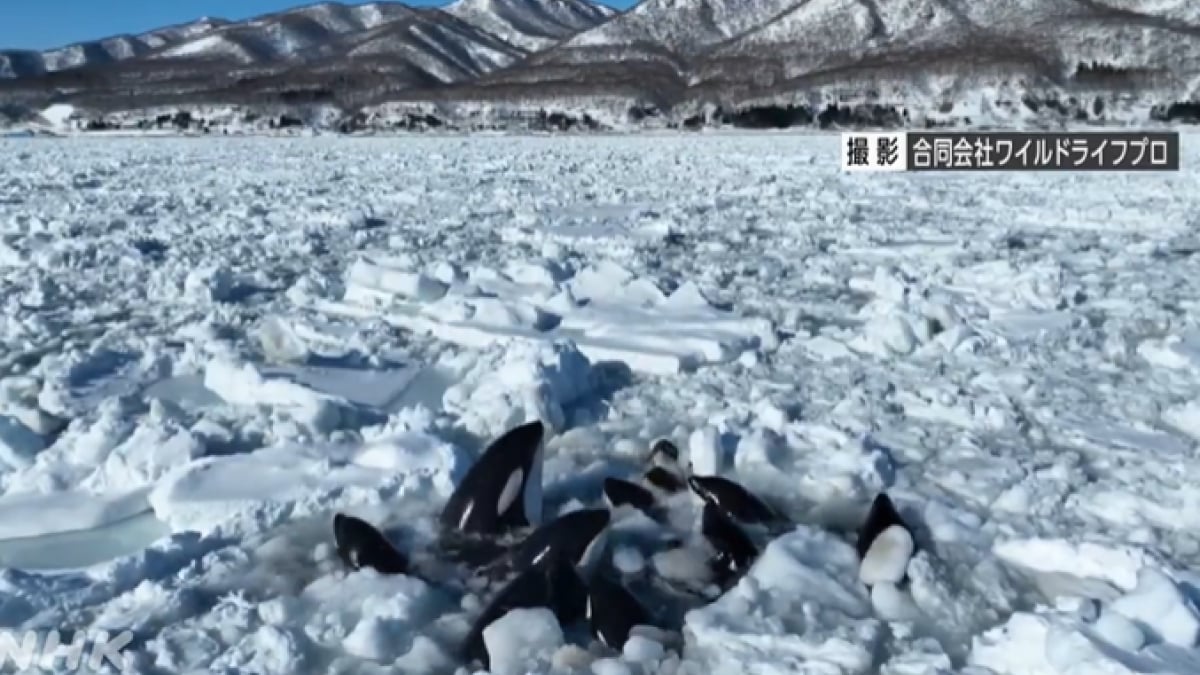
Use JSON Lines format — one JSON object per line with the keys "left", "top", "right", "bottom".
{"left": 0, "top": 132, "right": 1197, "bottom": 675}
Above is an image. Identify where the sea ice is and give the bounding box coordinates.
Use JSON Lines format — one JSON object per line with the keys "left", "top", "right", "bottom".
{"left": 0, "top": 133, "right": 1197, "bottom": 675}
{"left": 483, "top": 607, "right": 565, "bottom": 675}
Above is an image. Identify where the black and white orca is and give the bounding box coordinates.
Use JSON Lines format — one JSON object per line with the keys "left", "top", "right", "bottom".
{"left": 687, "top": 474, "right": 787, "bottom": 526}
{"left": 648, "top": 438, "right": 681, "bottom": 464}
{"left": 496, "top": 507, "right": 612, "bottom": 579}
{"left": 700, "top": 502, "right": 759, "bottom": 584}
{"left": 587, "top": 572, "right": 652, "bottom": 651}
{"left": 856, "top": 492, "right": 916, "bottom": 587}
{"left": 440, "top": 420, "right": 547, "bottom": 536}
{"left": 643, "top": 438, "right": 688, "bottom": 493}
{"left": 332, "top": 513, "right": 408, "bottom": 576}
{"left": 644, "top": 466, "right": 686, "bottom": 493}
{"left": 461, "top": 548, "right": 588, "bottom": 669}
{"left": 603, "top": 477, "right": 658, "bottom": 516}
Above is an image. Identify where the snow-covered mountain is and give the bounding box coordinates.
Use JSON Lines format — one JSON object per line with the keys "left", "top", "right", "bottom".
{"left": 0, "top": 0, "right": 619, "bottom": 121}
{"left": 477, "top": 0, "right": 1200, "bottom": 119}
{"left": 148, "top": 2, "right": 420, "bottom": 65}
{"left": 445, "top": 0, "right": 617, "bottom": 51}
{"left": 333, "top": 11, "right": 527, "bottom": 77}
{"left": 4, "top": 0, "right": 1200, "bottom": 130}
{"left": 0, "top": 18, "right": 227, "bottom": 79}
{"left": 0, "top": 0, "right": 610, "bottom": 78}
{"left": 565, "top": 0, "right": 799, "bottom": 54}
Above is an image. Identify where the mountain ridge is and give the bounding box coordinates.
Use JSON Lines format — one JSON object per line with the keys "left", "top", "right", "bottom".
{"left": 0, "top": 1, "right": 618, "bottom": 76}
{"left": 3, "top": 0, "right": 1200, "bottom": 131}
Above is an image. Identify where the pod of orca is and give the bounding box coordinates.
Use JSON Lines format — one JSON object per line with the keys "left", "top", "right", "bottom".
{"left": 330, "top": 419, "right": 919, "bottom": 670}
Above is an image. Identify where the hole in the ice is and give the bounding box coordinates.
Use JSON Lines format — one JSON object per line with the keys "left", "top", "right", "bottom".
{"left": 132, "top": 238, "right": 169, "bottom": 260}
{"left": 708, "top": 297, "right": 734, "bottom": 312}
{"left": 354, "top": 217, "right": 388, "bottom": 231}
{"left": 65, "top": 348, "right": 140, "bottom": 390}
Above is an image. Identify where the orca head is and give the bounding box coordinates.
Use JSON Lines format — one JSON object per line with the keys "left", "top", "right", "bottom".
{"left": 575, "top": 511, "right": 612, "bottom": 580}
{"left": 461, "top": 545, "right": 587, "bottom": 670}
{"left": 439, "top": 420, "right": 546, "bottom": 536}
{"left": 512, "top": 507, "right": 612, "bottom": 578}
{"left": 856, "top": 493, "right": 916, "bottom": 586}
{"left": 648, "top": 438, "right": 680, "bottom": 465}
{"left": 332, "top": 512, "right": 408, "bottom": 576}
{"left": 586, "top": 572, "right": 651, "bottom": 651}
{"left": 644, "top": 466, "right": 686, "bottom": 494}
{"left": 859, "top": 525, "right": 915, "bottom": 586}
{"left": 460, "top": 559, "right": 551, "bottom": 669}
{"left": 855, "top": 492, "right": 913, "bottom": 560}
{"left": 543, "top": 547, "right": 589, "bottom": 625}
{"left": 687, "top": 474, "right": 729, "bottom": 509}
{"left": 687, "top": 474, "right": 779, "bottom": 525}
{"left": 643, "top": 439, "right": 687, "bottom": 494}
{"left": 700, "top": 501, "right": 759, "bottom": 578}
{"left": 602, "top": 477, "right": 657, "bottom": 513}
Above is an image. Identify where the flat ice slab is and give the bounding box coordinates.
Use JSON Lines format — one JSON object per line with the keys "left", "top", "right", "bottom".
{"left": 0, "top": 488, "right": 151, "bottom": 540}
{"left": 318, "top": 258, "right": 774, "bottom": 375}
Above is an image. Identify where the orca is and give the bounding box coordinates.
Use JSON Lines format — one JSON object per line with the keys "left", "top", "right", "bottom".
{"left": 700, "top": 502, "right": 759, "bottom": 584}
{"left": 433, "top": 533, "right": 511, "bottom": 571}
{"left": 644, "top": 466, "right": 686, "bottom": 493}
{"left": 332, "top": 513, "right": 408, "bottom": 575}
{"left": 687, "top": 474, "right": 786, "bottom": 525}
{"left": 643, "top": 438, "right": 688, "bottom": 493}
{"left": 497, "top": 507, "right": 612, "bottom": 579}
{"left": 440, "top": 420, "right": 546, "bottom": 536}
{"left": 543, "top": 547, "right": 589, "bottom": 624}
{"left": 602, "top": 477, "right": 657, "bottom": 515}
{"left": 648, "top": 438, "right": 681, "bottom": 464}
{"left": 856, "top": 492, "right": 916, "bottom": 586}
{"left": 587, "top": 572, "right": 652, "bottom": 651}
{"left": 461, "top": 548, "right": 587, "bottom": 670}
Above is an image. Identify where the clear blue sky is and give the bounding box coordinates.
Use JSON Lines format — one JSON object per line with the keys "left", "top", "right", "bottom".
{"left": 1, "top": 0, "right": 634, "bottom": 51}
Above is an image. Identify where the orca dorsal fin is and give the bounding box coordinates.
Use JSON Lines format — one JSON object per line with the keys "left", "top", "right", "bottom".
{"left": 440, "top": 420, "right": 546, "bottom": 536}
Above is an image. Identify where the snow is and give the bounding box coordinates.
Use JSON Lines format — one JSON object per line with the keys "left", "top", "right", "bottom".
{"left": 34, "top": 104, "right": 78, "bottom": 131}
{"left": 685, "top": 525, "right": 878, "bottom": 673}
{"left": 687, "top": 425, "right": 723, "bottom": 475}
{"left": 0, "top": 18, "right": 227, "bottom": 80}
{"left": 320, "top": 249, "right": 772, "bottom": 376}
{"left": 202, "top": 356, "right": 355, "bottom": 433}
{"left": 970, "top": 576, "right": 1200, "bottom": 674}
{"left": 446, "top": 0, "right": 616, "bottom": 52}
{"left": 484, "top": 607, "right": 566, "bottom": 675}
{"left": 0, "top": 132, "right": 1198, "bottom": 675}
{"left": 148, "top": 431, "right": 465, "bottom": 534}
{"left": 1138, "top": 332, "right": 1200, "bottom": 373}
{"left": 622, "top": 633, "right": 664, "bottom": 662}
{"left": 0, "top": 415, "right": 44, "bottom": 471}
{"left": 0, "top": 488, "right": 150, "bottom": 540}
{"left": 131, "top": 1, "right": 529, "bottom": 82}
{"left": 568, "top": 0, "right": 804, "bottom": 52}
{"left": 1107, "top": 568, "right": 1200, "bottom": 648}
{"left": 1163, "top": 399, "right": 1200, "bottom": 441}
{"left": 156, "top": 34, "right": 257, "bottom": 63}
{"left": 592, "top": 658, "right": 634, "bottom": 675}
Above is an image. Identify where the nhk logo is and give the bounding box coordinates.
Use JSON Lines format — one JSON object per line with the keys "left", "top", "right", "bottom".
{"left": 0, "top": 629, "right": 133, "bottom": 672}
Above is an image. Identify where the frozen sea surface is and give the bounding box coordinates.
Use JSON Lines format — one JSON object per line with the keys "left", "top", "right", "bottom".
{"left": 1, "top": 133, "right": 1199, "bottom": 674}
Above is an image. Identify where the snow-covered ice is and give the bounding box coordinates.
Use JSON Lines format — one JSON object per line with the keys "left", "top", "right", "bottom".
{"left": 483, "top": 607, "right": 565, "bottom": 675}
{"left": 0, "top": 132, "right": 1199, "bottom": 674}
